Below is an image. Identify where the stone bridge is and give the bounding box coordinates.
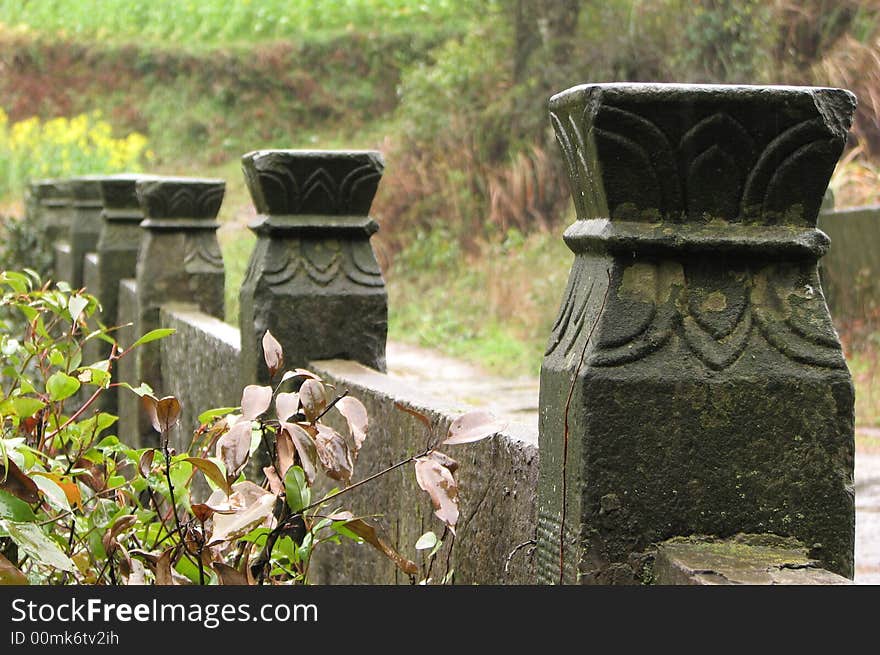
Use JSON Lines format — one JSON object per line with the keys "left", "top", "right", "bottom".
{"left": 22, "top": 83, "right": 880, "bottom": 584}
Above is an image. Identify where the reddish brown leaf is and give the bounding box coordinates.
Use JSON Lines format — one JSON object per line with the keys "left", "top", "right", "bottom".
{"left": 414, "top": 454, "right": 460, "bottom": 534}
{"left": 154, "top": 548, "right": 175, "bottom": 586}
{"left": 127, "top": 559, "right": 147, "bottom": 586}
{"left": 240, "top": 385, "right": 272, "bottom": 421}
{"left": 275, "top": 391, "right": 299, "bottom": 422}
{"left": 109, "top": 515, "right": 137, "bottom": 540}
{"left": 263, "top": 466, "right": 284, "bottom": 495}
{"left": 212, "top": 561, "right": 250, "bottom": 586}
{"left": 74, "top": 458, "right": 106, "bottom": 492}
{"left": 138, "top": 449, "right": 156, "bottom": 478}
{"left": 0, "top": 553, "right": 28, "bottom": 585}
{"left": 444, "top": 410, "right": 506, "bottom": 445}
{"left": 335, "top": 396, "right": 368, "bottom": 455}
{"left": 142, "top": 395, "right": 181, "bottom": 434}
{"left": 185, "top": 457, "right": 232, "bottom": 495}
{"left": 394, "top": 402, "right": 432, "bottom": 429}
{"left": 156, "top": 396, "right": 182, "bottom": 433}
{"left": 0, "top": 459, "right": 39, "bottom": 504}
{"left": 314, "top": 425, "right": 353, "bottom": 485}
{"left": 261, "top": 330, "right": 284, "bottom": 377}
{"left": 216, "top": 421, "right": 253, "bottom": 483}
{"left": 191, "top": 503, "right": 215, "bottom": 523}
{"left": 280, "top": 369, "right": 322, "bottom": 384}
{"left": 275, "top": 429, "right": 296, "bottom": 478}
{"left": 428, "top": 451, "right": 459, "bottom": 474}
{"left": 208, "top": 488, "right": 276, "bottom": 546}
{"left": 281, "top": 422, "right": 318, "bottom": 484}
{"left": 299, "top": 379, "right": 327, "bottom": 423}
{"left": 101, "top": 533, "right": 117, "bottom": 556}
{"left": 341, "top": 518, "right": 418, "bottom": 576}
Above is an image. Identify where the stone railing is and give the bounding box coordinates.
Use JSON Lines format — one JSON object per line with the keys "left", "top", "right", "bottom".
{"left": 818, "top": 196, "right": 880, "bottom": 321}
{"left": 22, "top": 83, "right": 860, "bottom": 585}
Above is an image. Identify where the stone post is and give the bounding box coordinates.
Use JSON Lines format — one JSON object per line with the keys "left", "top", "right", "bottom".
{"left": 537, "top": 83, "right": 857, "bottom": 583}
{"left": 134, "top": 177, "right": 225, "bottom": 439}
{"left": 80, "top": 174, "right": 153, "bottom": 414}
{"left": 97, "top": 174, "right": 154, "bottom": 334}
{"left": 28, "top": 178, "right": 72, "bottom": 246}
{"left": 64, "top": 176, "right": 105, "bottom": 288}
{"left": 239, "top": 150, "right": 387, "bottom": 385}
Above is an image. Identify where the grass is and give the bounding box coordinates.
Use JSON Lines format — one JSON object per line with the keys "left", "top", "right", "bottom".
{"left": 0, "top": 0, "right": 474, "bottom": 48}
{"left": 386, "top": 229, "right": 572, "bottom": 377}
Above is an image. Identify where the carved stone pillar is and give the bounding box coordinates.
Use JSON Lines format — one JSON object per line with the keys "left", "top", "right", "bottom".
{"left": 239, "top": 150, "right": 387, "bottom": 384}
{"left": 134, "top": 177, "right": 225, "bottom": 413}
{"left": 537, "top": 83, "right": 857, "bottom": 583}
{"left": 97, "top": 175, "right": 153, "bottom": 332}
{"left": 66, "top": 177, "right": 105, "bottom": 288}
{"left": 80, "top": 174, "right": 153, "bottom": 414}
{"left": 28, "top": 178, "right": 72, "bottom": 246}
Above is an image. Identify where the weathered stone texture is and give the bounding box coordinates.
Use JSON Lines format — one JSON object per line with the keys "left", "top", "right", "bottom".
{"left": 116, "top": 279, "right": 142, "bottom": 447}
{"left": 653, "top": 534, "right": 851, "bottom": 585}
{"left": 97, "top": 175, "right": 153, "bottom": 331}
{"left": 53, "top": 242, "right": 73, "bottom": 287}
{"left": 134, "top": 177, "right": 225, "bottom": 441}
{"left": 818, "top": 205, "right": 880, "bottom": 320}
{"left": 81, "top": 253, "right": 103, "bottom": 373}
{"left": 239, "top": 150, "right": 387, "bottom": 386}
{"left": 159, "top": 304, "right": 241, "bottom": 452}
{"left": 67, "top": 177, "right": 105, "bottom": 288}
{"left": 30, "top": 178, "right": 72, "bottom": 246}
{"left": 309, "top": 359, "right": 538, "bottom": 585}
{"left": 538, "top": 83, "right": 857, "bottom": 584}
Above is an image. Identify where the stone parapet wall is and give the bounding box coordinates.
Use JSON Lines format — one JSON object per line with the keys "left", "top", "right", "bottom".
{"left": 309, "top": 359, "right": 538, "bottom": 584}
{"left": 21, "top": 88, "right": 863, "bottom": 584}
{"left": 819, "top": 205, "right": 880, "bottom": 320}
{"left": 159, "top": 304, "right": 242, "bottom": 451}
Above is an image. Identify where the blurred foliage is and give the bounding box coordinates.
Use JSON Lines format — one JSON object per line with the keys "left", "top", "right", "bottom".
{"left": 0, "top": 0, "right": 473, "bottom": 46}
{"left": 0, "top": 215, "right": 53, "bottom": 282}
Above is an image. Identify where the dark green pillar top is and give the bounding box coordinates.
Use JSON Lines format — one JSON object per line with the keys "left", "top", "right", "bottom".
{"left": 549, "top": 83, "right": 856, "bottom": 259}
{"left": 238, "top": 150, "right": 388, "bottom": 379}
{"left": 29, "top": 178, "right": 73, "bottom": 244}
{"left": 241, "top": 149, "right": 383, "bottom": 235}
{"left": 136, "top": 177, "right": 225, "bottom": 229}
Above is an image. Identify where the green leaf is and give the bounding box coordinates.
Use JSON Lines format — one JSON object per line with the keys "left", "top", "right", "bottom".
{"left": 415, "top": 531, "right": 439, "bottom": 550}
{"left": 197, "top": 407, "right": 238, "bottom": 425}
{"left": 185, "top": 457, "right": 232, "bottom": 495}
{"left": 120, "top": 382, "right": 154, "bottom": 398}
{"left": 131, "top": 328, "right": 176, "bottom": 348}
{"left": 18, "top": 305, "right": 37, "bottom": 322}
{"left": 10, "top": 397, "right": 45, "bottom": 419}
{"left": 1, "top": 520, "right": 75, "bottom": 572}
{"left": 78, "top": 366, "right": 111, "bottom": 388}
{"left": 31, "top": 475, "right": 70, "bottom": 512}
{"left": 0, "top": 271, "right": 28, "bottom": 294}
{"left": 284, "top": 466, "right": 310, "bottom": 514}
{"left": 46, "top": 372, "right": 80, "bottom": 402}
{"left": 0, "top": 489, "right": 36, "bottom": 522}
{"left": 171, "top": 552, "right": 201, "bottom": 584}
{"left": 67, "top": 295, "right": 89, "bottom": 323}
{"left": 107, "top": 475, "right": 126, "bottom": 489}
{"left": 169, "top": 461, "right": 193, "bottom": 498}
